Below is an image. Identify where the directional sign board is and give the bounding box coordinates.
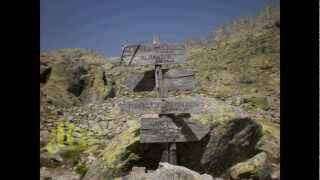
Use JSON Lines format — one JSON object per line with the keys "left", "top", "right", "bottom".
{"left": 140, "top": 116, "right": 210, "bottom": 143}
{"left": 164, "top": 68, "right": 195, "bottom": 91}
{"left": 121, "top": 44, "right": 187, "bottom": 65}
{"left": 125, "top": 68, "right": 195, "bottom": 92}
{"left": 118, "top": 97, "right": 202, "bottom": 114}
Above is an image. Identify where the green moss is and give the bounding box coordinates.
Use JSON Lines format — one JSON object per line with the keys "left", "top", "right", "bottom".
{"left": 60, "top": 145, "right": 84, "bottom": 160}
{"left": 76, "top": 164, "right": 89, "bottom": 175}
{"left": 79, "top": 128, "right": 88, "bottom": 149}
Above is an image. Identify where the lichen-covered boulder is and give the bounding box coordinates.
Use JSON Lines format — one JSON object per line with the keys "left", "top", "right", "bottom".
{"left": 101, "top": 120, "right": 141, "bottom": 172}
{"left": 200, "top": 118, "right": 263, "bottom": 176}
{"left": 83, "top": 120, "right": 143, "bottom": 180}
{"left": 225, "top": 152, "right": 272, "bottom": 180}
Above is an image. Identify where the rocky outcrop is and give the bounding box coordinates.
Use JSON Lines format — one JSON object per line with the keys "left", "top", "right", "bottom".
{"left": 201, "top": 119, "right": 262, "bottom": 175}
{"left": 200, "top": 118, "right": 263, "bottom": 176}
{"left": 81, "top": 114, "right": 264, "bottom": 179}
{"left": 40, "top": 92, "right": 277, "bottom": 180}
{"left": 40, "top": 49, "right": 115, "bottom": 107}
{"left": 187, "top": 5, "right": 280, "bottom": 126}
{"left": 81, "top": 120, "right": 143, "bottom": 180}
{"left": 174, "top": 117, "right": 263, "bottom": 177}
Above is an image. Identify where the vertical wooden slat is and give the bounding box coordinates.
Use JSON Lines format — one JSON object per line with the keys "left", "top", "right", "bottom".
{"left": 153, "top": 35, "right": 176, "bottom": 165}
{"left": 169, "top": 143, "right": 177, "bottom": 164}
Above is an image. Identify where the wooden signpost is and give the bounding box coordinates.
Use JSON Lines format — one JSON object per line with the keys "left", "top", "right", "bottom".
{"left": 119, "top": 36, "right": 209, "bottom": 165}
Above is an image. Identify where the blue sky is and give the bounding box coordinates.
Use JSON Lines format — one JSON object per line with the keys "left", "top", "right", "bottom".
{"left": 41, "top": 0, "right": 276, "bottom": 57}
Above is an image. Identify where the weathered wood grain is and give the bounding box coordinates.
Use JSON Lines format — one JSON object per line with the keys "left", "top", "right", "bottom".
{"left": 164, "top": 76, "right": 195, "bottom": 91}
{"left": 163, "top": 68, "right": 193, "bottom": 78}
{"left": 125, "top": 68, "right": 195, "bottom": 92}
{"left": 118, "top": 97, "right": 203, "bottom": 114}
{"left": 140, "top": 116, "right": 210, "bottom": 143}
{"left": 121, "top": 44, "right": 187, "bottom": 65}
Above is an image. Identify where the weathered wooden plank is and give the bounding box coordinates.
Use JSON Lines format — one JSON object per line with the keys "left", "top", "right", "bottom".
{"left": 140, "top": 117, "right": 210, "bottom": 143}
{"left": 164, "top": 76, "right": 195, "bottom": 91}
{"left": 163, "top": 68, "right": 193, "bottom": 78}
{"left": 121, "top": 44, "right": 187, "bottom": 65}
{"left": 125, "top": 68, "right": 195, "bottom": 92}
{"left": 118, "top": 97, "right": 203, "bottom": 114}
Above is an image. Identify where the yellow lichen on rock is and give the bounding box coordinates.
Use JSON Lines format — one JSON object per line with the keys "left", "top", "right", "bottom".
{"left": 44, "top": 119, "right": 89, "bottom": 154}
{"left": 102, "top": 120, "right": 140, "bottom": 170}
{"left": 229, "top": 163, "right": 257, "bottom": 179}
{"left": 66, "top": 122, "right": 75, "bottom": 146}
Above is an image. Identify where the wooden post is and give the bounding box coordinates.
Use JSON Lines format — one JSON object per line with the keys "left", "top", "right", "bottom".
{"left": 153, "top": 35, "right": 177, "bottom": 165}
{"left": 155, "top": 65, "right": 162, "bottom": 98}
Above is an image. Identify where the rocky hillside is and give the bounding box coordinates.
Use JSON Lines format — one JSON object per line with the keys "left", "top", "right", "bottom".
{"left": 40, "top": 5, "right": 280, "bottom": 180}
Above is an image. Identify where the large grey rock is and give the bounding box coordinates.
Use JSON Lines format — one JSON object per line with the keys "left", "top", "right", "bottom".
{"left": 200, "top": 118, "right": 263, "bottom": 176}
{"left": 122, "top": 163, "right": 223, "bottom": 180}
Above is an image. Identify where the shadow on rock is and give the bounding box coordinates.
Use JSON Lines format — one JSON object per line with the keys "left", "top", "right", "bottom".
{"left": 177, "top": 117, "right": 263, "bottom": 177}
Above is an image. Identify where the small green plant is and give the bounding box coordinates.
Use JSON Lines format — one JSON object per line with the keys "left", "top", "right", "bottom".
{"left": 45, "top": 120, "right": 88, "bottom": 154}
{"left": 76, "top": 164, "right": 89, "bottom": 175}
{"left": 56, "top": 120, "right": 65, "bottom": 149}
{"left": 67, "top": 122, "right": 75, "bottom": 145}
{"left": 46, "top": 129, "right": 57, "bottom": 154}
{"left": 79, "top": 128, "right": 88, "bottom": 149}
